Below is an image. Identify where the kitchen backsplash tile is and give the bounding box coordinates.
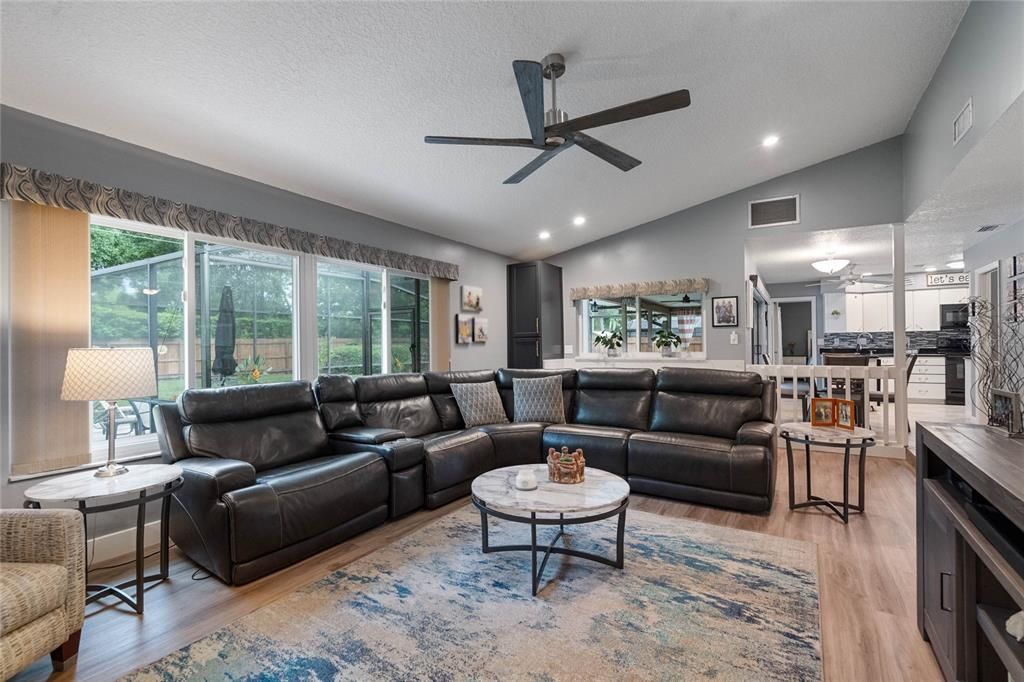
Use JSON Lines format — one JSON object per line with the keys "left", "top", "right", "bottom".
{"left": 823, "top": 329, "right": 968, "bottom": 350}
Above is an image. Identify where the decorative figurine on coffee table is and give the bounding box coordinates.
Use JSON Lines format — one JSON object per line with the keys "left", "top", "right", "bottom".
{"left": 547, "top": 447, "right": 585, "bottom": 483}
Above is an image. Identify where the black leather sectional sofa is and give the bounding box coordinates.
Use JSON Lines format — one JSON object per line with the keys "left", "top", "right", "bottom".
{"left": 154, "top": 367, "right": 776, "bottom": 584}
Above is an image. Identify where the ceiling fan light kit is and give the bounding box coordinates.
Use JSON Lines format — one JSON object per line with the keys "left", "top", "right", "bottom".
{"left": 425, "top": 53, "right": 691, "bottom": 184}
{"left": 811, "top": 258, "right": 850, "bottom": 274}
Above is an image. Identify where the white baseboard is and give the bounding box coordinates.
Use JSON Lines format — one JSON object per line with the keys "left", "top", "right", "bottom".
{"left": 88, "top": 519, "right": 164, "bottom": 567}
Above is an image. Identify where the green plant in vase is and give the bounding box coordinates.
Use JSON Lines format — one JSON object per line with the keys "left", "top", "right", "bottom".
{"left": 653, "top": 328, "right": 683, "bottom": 357}
{"left": 594, "top": 329, "right": 624, "bottom": 357}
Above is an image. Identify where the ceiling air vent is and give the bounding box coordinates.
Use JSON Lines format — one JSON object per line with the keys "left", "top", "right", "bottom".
{"left": 977, "top": 224, "right": 1001, "bottom": 233}
{"left": 749, "top": 195, "right": 799, "bottom": 228}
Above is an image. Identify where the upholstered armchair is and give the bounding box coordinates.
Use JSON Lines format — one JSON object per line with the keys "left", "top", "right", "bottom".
{"left": 0, "top": 509, "right": 85, "bottom": 680}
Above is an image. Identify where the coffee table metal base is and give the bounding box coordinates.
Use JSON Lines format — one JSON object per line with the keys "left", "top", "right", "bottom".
{"left": 471, "top": 495, "right": 627, "bottom": 596}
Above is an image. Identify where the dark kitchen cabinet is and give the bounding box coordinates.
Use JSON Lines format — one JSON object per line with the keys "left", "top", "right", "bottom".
{"left": 507, "top": 262, "right": 563, "bottom": 368}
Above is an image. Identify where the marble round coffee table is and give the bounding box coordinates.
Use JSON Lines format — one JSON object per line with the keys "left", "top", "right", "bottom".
{"left": 779, "top": 422, "right": 876, "bottom": 524}
{"left": 470, "top": 464, "right": 629, "bottom": 596}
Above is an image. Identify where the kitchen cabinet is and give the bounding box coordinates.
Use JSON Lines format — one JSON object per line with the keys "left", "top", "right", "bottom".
{"left": 910, "top": 289, "right": 941, "bottom": 331}
{"left": 507, "top": 262, "right": 563, "bottom": 368}
{"left": 939, "top": 288, "right": 969, "bottom": 305}
{"left": 861, "top": 292, "right": 893, "bottom": 332}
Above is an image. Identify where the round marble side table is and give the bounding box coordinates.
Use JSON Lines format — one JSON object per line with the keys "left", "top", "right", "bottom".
{"left": 779, "top": 422, "right": 875, "bottom": 524}
{"left": 24, "top": 463, "right": 183, "bottom": 614}
{"left": 471, "top": 464, "right": 630, "bottom": 595}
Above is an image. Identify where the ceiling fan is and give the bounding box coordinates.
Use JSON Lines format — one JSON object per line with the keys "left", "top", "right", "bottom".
{"left": 807, "top": 266, "right": 893, "bottom": 290}
{"left": 424, "top": 53, "right": 691, "bottom": 184}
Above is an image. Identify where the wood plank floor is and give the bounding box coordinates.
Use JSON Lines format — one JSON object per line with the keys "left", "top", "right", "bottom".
{"left": 15, "top": 450, "right": 941, "bottom": 682}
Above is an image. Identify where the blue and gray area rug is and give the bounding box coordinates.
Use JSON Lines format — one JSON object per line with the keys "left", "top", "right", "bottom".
{"left": 126, "top": 507, "right": 821, "bottom": 680}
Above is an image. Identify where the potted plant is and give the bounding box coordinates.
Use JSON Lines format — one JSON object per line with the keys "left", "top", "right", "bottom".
{"left": 235, "top": 354, "right": 271, "bottom": 384}
{"left": 594, "top": 329, "right": 624, "bottom": 357}
{"left": 653, "top": 328, "right": 683, "bottom": 357}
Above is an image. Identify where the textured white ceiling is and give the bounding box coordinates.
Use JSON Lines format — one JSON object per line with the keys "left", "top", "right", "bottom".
{"left": 1, "top": 1, "right": 967, "bottom": 259}
{"left": 747, "top": 94, "right": 1024, "bottom": 284}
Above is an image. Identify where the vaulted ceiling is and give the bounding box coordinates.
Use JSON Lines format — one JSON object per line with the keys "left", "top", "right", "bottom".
{"left": 1, "top": 1, "right": 967, "bottom": 259}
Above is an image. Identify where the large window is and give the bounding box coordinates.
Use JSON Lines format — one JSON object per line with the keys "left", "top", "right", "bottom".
{"left": 317, "top": 260, "right": 383, "bottom": 376}
{"left": 195, "top": 242, "right": 296, "bottom": 388}
{"left": 89, "top": 222, "right": 185, "bottom": 457}
{"left": 5, "top": 212, "right": 435, "bottom": 477}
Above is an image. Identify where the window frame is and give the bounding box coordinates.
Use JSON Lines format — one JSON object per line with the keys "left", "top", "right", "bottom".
{"left": 578, "top": 294, "right": 708, "bottom": 360}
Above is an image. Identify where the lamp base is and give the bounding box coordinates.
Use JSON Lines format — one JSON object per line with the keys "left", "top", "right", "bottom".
{"left": 94, "top": 462, "right": 129, "bottom": 478}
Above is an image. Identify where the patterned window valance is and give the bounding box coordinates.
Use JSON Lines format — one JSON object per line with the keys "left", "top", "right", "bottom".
{"left": 569, "top": 278, "right": 710, "bottom": 301}
{"left": 0, "top": 163, "right": 459, "bottom": 281}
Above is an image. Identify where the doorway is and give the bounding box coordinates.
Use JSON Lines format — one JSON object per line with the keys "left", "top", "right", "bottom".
{"left": 772, "top": 297, "right": 816, "bottom": 365}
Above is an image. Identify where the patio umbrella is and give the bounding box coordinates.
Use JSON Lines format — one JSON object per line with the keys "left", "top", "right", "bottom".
{"left": 211, "top": 285, "right": 237, "bottom": 384}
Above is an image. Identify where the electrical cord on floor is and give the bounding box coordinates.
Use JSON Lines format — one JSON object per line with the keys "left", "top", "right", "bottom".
{"left": 88, "top": 538, "right": 177, "bottom": 572}
{"left": 191, "top": 568, "right": 211, "bottom": 581}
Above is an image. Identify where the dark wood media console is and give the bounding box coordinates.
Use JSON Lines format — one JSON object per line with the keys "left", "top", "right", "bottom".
{"left": 917, "top": 423, "right": 1024, "bottom": 681}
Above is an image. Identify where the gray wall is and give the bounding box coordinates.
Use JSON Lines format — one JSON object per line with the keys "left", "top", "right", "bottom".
{"left": 1, "top": 107, "right": 512, "bottom": 535}
{"left": 548, "top": 137, "right": 903, "bottom": 361}
{"left": 0, "top": 106, "right": 512, "bottom": 373}
{"left": 902, "top": 1, "right": 1024, "bottom": 217}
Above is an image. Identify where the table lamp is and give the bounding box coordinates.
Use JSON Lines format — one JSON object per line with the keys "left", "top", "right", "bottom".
{"left": 62, "top": 347, "right": 157, "bottom": 477}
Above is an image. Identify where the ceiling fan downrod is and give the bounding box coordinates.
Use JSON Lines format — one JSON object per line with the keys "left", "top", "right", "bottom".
{"left": 542, "top": 53, "right": 569, "bottom": 137}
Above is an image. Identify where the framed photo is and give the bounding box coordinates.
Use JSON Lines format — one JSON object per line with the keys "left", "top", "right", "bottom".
{"left": 990, "top": 388, "right": 1023, "bottom": 435}
{"left": 455, "top": 314, "right": 473, "bottom": 344}
{"left": 834, "top": 399, "right": 856, "bottom": 431}
{"left": 811, "top": 398, "right": 836, "bottom": 427}
{"left": 472, "top": 317, "right": 488, "bottom": 343}
{"left": 711, "top": 296, "right": 739, "bottom": 327}
{"left": 461, "top": 285, "right": 482, "bottom": 312}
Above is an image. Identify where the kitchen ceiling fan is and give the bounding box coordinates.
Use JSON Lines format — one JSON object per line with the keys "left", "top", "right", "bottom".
{"left": 424, "top": 53, "right": 691, "bottom": 184}
{"left": 807, "top": 266, "right": 893, "bottom": 290}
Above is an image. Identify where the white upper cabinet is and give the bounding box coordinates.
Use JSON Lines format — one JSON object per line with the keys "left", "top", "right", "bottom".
{"left": 823, "top": 287, "right": 968, "bottom": 333}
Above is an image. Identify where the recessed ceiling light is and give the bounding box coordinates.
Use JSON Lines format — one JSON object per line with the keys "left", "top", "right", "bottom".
{"left": 861, "top": 273, "right": 873, "bottom": 277}
{"left": 538, "top": 231, "right": 551, "bottom": 240}
{"left": 924, "top": 266, "right": 937, "bottom": 272}
{"left": 572, "top": 215, "right": 586, "bottom": 226}
{"left": 762, "top": 134, "right": 780, "bottom": 148}
{"left": 946, "top": 260, "right": 964, "bottom": 269}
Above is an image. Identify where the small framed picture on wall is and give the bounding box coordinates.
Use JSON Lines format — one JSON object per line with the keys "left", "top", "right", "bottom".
{"left": 455, "top": 314, "right": 473, "bottom": 344}
{"left": 472, "top": 317, "right": 488, "bottom": 343}
{"left": 461, "top": 286, "right": 482, "bottom": 312}
{"left": 711, "top": 296, "right": 739, "bottom": 327}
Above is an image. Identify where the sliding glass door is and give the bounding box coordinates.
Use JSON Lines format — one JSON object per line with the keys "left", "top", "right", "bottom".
{"left": 389, "top": 275, "right": 429, "bottom": 373}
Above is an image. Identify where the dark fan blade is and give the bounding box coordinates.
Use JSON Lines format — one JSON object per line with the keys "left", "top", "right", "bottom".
{"left": 546, "top": 89, "right": 691, "bottom": 135}
{"left": 424, "top": 136, "right": 541, "bottom": 148}
{"left": 513, "top": 60, "right": 545, "bottom": 146}
{"left": 570, "top": 132, "right": 641, "bottom": 172}
{"left": 503, "top": 141, "right": 575, "bottom": 184}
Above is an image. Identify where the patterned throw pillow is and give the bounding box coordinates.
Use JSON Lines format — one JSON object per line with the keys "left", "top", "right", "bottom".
{"left": 450, "top": 382, "right": 509, "bottom": 428}
{"left": 513, "top": 376, "right": 566, "bottom": 424}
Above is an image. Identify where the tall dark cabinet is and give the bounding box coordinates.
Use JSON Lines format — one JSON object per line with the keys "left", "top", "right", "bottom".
{"left": 507, "top": 262, "right": 563, "bottom": 368}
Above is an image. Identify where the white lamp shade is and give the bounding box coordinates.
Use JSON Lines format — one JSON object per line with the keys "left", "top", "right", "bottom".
{"left": 61, "top": 347, "right": 157, "bottom": 401}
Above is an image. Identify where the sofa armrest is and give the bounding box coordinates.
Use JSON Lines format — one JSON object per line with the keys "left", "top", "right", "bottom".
{"left": 178, "top": 457, "right": 257, "bottom": 500}
{"left": 154, "top": 402, "right": 192, "bottom": 463}
{"left": 328, "top": 427, "right": 406, "bottom": 445}
{"left": 330, "top": 437, "right": 424, "bottom": 471}
{"left": 735, "top": 421, "right": 777, "bottom": 448}
{"left": 0, "top": 509, "right": 86, "bottom": 635}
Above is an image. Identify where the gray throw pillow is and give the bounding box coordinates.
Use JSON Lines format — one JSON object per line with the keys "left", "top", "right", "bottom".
{"left": 513, "top": 375, "right": 565, "bottom": 424}
{"left": 450, "top": 382, "right": 509, "bottom": 428}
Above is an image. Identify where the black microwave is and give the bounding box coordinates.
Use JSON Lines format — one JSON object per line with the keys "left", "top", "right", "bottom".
{"left": 940, "top": 303, "right": 969, "bottom": 329}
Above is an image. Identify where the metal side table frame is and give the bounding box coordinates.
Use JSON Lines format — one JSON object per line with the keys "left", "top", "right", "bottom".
{"left": 25, "top": 477, "right": 183, "bottom": 614}
{"left": 781, "top": 426, "right": 875, "bottom": 524}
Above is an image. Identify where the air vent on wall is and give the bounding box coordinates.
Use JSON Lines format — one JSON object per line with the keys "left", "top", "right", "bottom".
{"left": 977, "top": 224, "right": 1001, "bottom": 232}
{"left": 749, "top": 195, "right": 799, "bottom": 228}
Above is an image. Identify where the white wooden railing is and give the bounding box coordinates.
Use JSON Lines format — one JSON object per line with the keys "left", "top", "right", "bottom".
{"left": 750, "top": 364, "right": 909, "bottom": 448}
